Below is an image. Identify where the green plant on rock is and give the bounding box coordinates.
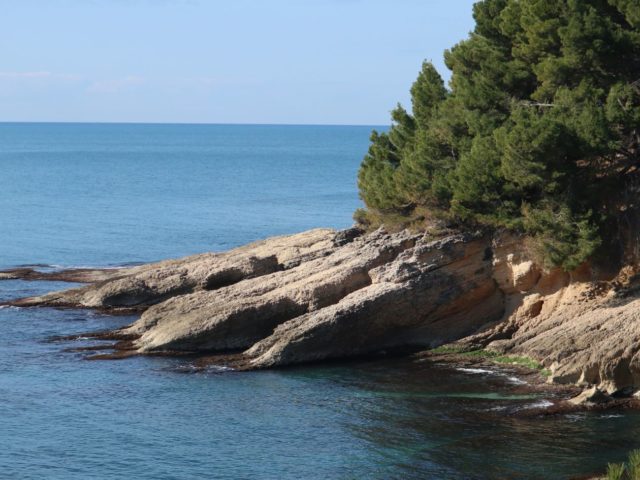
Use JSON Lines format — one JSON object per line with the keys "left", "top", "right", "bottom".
{"left": 428, "top": 346, "right": 547, "bottom": 373}
{"left": 628, "top": 449, "right": 640, "bottom": 480}
{"left": 604, "top": 450, "right": 640, "bottom": 480}
{"left": 608, "top": 463, "right": 627, "bottom": 480}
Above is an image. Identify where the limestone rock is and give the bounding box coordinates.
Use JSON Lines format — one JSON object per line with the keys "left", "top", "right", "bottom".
{"left": 7, "top": 228, "right": 343, "bottom": 309}
{"left": 128, "top": 228, "right": 419, "bottom": 352}
{"left": 461, "top": 237, "right": 640, "bottom": 395}
{"left": 568, "top": 386, "right": 612, "bottom": 405}
{"left": 245, "top": 235, "right": 502, "bottom": 367}
{"left": 7, "top": 224, "right": 640, "bottom": 398}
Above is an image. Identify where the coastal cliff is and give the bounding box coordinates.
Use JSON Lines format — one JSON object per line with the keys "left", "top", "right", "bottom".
{"left": 6, "top": 226, "right": 640, "bottom": 403}
{"left": 3, "top": 0, "right": 636, "bottom": 416}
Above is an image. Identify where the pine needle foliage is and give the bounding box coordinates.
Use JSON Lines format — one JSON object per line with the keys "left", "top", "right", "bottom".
{"left": 357, "top": 0, "right": 640, "bottom": 270}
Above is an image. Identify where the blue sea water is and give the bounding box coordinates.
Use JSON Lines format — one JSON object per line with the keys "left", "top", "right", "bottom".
{"left": 0, "top": 123, "right": 365, "bottom": 268}
{"left": 1, "top": 123, "right": 639, "bottom": 479}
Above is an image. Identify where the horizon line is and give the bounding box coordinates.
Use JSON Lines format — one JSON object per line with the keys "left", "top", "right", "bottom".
{"left": 0, "top": 120, "right": 388, "bottom": 128}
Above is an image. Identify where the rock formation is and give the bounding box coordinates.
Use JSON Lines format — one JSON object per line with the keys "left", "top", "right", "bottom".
{"left": 7, "top": 228, "right": 338, "bottom": 309}
{"left": 4, "top": 226, "right": 640, "bottom": 403}
{"left": 457, "top": 235, "right": 640, "bottom": 401}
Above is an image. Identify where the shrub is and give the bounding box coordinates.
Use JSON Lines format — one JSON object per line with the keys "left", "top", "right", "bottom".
{"left": 628, "top": 450, "right": 640, "bottom": 480}
{"left": 608, "top": 463, "right": 626, "bottom": 480}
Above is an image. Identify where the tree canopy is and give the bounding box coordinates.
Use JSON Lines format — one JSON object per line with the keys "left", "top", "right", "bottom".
{"left": 357, "top": 0, "right": 640, "bottom": 270}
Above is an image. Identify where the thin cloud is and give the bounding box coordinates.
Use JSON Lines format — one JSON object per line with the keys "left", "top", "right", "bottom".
{"left": 173, "top": 75, "right": 262, "bottom": 88}
{"left": 86, "top": 75, "right": 145, "bottom": 93}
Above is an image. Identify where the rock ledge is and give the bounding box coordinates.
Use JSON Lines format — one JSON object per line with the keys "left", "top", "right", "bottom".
{"left": 5, "top": 226, "right": 640, "bottom": 402}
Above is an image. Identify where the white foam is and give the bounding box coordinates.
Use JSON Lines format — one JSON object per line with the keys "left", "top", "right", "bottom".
{"left": 521, "top": 399, "right": 554, "bottom": 410}
{"left": 174, "top": 363, "right": 234, "bottom": 374}
{"left": 456, "top": 367, "right": 528, "bottom": 386}
{"left": 506, "top": 376, "right": 527, "bottom": 385}
{"left": 207, "top": 365, "right": 234, "bottom": 372}
{"left": 457, "top": 367, "right": 494, "bottom": 374}
{"left": 489, "top": 405, "right": 509, "bottom": 412}
{"left": 565, "top": 413, "right": 587, "bottom": 422}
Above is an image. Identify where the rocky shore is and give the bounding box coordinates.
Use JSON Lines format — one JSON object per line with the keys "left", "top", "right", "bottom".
{"left": 4, "top": 226, "right": 640, "bottom": 405}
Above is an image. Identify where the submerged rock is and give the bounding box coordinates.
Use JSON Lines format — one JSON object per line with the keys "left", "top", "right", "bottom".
{"left": 0, "top": 267, "right": 124, "bottom": 283}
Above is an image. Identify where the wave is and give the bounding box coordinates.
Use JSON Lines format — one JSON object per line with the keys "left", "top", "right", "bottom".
{"left": 505, "top": 376, "right": 527, "bottom": 385}
{"left": 46, "top": 264, "right": 124, "bottom": 271}
{"left": 456, "top": 367, "right": 528, "bottom": 386}
{"left": 172, "top": 363, "right": 235, "bottom": 374}
{"left": 9, "top": 263, "right": 135, "bottom": 272}
{"left": 520, "top": 400, "right": 554, "bottom": 410}
{"left": 457, "top": 367, "right": 494, "bottom": 374}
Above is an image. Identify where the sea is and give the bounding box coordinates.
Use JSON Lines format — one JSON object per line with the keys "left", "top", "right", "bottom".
{"left": 0, "top": 123, "right": 638, "bottom": 479}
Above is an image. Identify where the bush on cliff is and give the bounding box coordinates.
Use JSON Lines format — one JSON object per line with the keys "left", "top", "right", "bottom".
{"left": 357, "top": 0, "right": 640, "bottom": 270}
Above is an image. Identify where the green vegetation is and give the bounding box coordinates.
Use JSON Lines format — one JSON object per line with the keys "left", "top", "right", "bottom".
{"left": 606, "top": 449, "right": 640, "bottom": 480}
{"left": 631, "top": 450, "right": 640, "bottom": 480}
{"left": 357, "top": 0, "right": 640, "bottom": 270}
{"left": 428, "top": 345, "right": 549, "bottom": 374}
{"left": 429, "top": 345, "right": 472, "bottom": 355}
{"left": 609, "top": 463, "right": 627, "bottom": 480}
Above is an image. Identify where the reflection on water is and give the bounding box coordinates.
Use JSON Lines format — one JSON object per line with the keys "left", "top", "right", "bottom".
{"left": 1, "top": 280, "right": 639, "bottom": 479}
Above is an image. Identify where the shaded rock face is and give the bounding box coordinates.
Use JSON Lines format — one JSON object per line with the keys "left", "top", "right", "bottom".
{"left": 8, "top": 226, "right": 640, "bottom": 400}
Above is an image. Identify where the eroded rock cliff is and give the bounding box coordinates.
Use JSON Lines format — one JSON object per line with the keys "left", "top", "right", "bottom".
{"left": 458, "top": 234, "right": 640, "bottom": 399}
{"left": 5, "top": 226, "right": 640, "bottom": 401}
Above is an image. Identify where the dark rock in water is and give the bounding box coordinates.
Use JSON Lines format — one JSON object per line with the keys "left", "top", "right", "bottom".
{"left": 0, "top": 266, "right": 124, "bottom": 283}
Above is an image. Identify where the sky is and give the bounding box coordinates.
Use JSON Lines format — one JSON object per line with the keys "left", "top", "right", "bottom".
{"left": 0, "top": 0, "right": 477, "bottom": 125}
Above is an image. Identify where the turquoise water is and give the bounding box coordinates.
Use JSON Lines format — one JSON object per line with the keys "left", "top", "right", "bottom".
{"left": 1, "top": 123, "right": 639, "bottom": 479}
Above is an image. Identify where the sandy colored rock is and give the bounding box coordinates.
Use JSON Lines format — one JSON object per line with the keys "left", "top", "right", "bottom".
{"left": 7, "top": 225, "right": 640, "bottom": 398}
{"left": 6, "top": 228, "right": 343, "bottom": 309}
{"left": 127, "top": 228, "right": 419, "bottom": 352}
{"left": 568, "top": 386, "right": 612, "bottom": 405}
{"left": 245, "top": 234, "right": 502, "bottom": 367}
{"left": 460, "top": 236, "right": 640, "bottom": 396}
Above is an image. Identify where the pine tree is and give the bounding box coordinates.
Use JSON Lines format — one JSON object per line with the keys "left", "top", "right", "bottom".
{"left": 357, "top": 0, "right": 640, "bottom": 270}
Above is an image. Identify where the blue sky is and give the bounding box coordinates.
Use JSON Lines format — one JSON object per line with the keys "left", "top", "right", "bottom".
{"left": 0, "top": 0, "right": 476, "bottom": 125}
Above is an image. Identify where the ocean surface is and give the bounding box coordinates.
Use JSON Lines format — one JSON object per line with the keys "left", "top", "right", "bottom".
{"left": 1, "top": 123, "right": 639, "bottom": 479}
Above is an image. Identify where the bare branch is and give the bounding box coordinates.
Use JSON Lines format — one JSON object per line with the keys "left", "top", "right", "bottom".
{"left": 521, "top": 101, "right": 556, "bottom": 108}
